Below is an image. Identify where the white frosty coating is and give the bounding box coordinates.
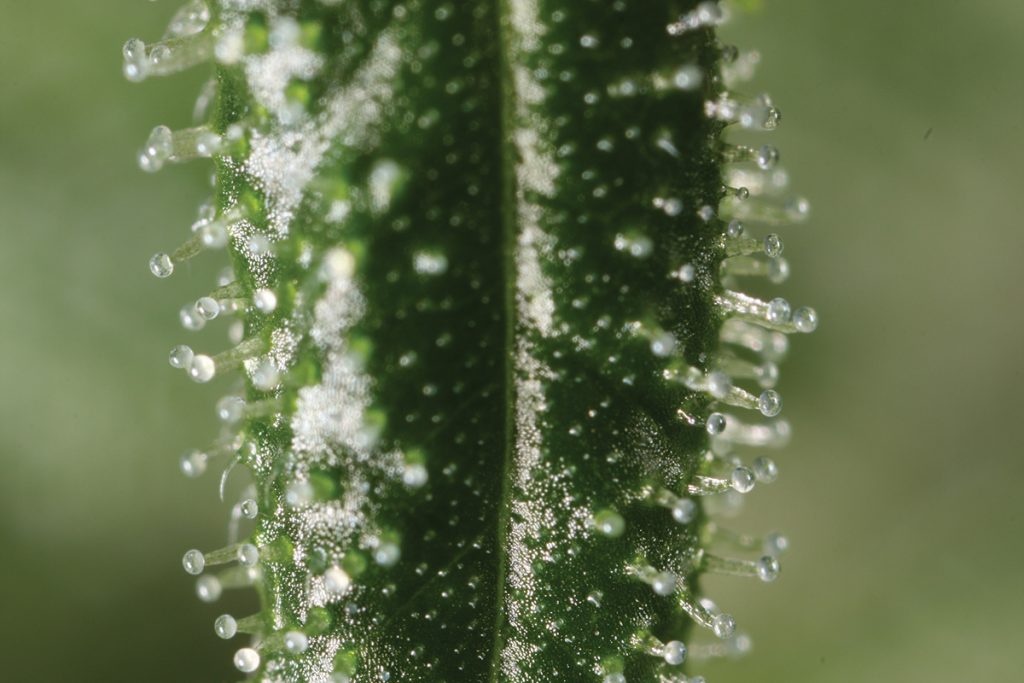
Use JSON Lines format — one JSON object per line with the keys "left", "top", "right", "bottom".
{"left": 262, "top": 249, "right": 401, "bottom": 682}
{"left": 508, "top": 7, "right": 559, "bottom": 340}
{"left": 501, "top": 1, "right": 568, "bottom": 678}
{"left": 240, "top": 30, "right": 402, "bottom": 238}
{"left": 211, "top": 4, "right": 406, "bottom": 679}
{"left": 244, "top": 35, "right": 324, "bottom": 124}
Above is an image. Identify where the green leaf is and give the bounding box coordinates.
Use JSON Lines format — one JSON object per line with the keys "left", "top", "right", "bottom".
{"left": 130, "top": 1, "right": 813, "bottom": 681}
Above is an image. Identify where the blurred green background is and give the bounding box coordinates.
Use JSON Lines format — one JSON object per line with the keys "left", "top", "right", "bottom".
{"left": 1, "top": 1, "right": 1021, "bottom": 681}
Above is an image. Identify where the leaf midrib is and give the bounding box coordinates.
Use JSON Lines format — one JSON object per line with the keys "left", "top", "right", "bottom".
{"left": 489, "top": 0, "right": 520, "bottom": 680}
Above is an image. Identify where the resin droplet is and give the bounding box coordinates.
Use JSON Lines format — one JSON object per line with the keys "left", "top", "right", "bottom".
{"left": 283, "top": 631, "right": 309, "bottom": 655}
{"left": 215, "top": 614, "right": 237, "bottom": 639}
{"left": 179, "top": 449, "right": 208, "bottom": 478}
{"left": 765, "top": 532, "right": 789, "bottom": 556}
{"left": 196, "top": 575, "right": 222, "bottom": 603}
{"left": 182, "top": 549, "right": 205, "bottom": 575}
{"left": 767, "top": 298, "right": 791, "bottom": 324}
{"left": 793, "top": 306, "right": 819, "bottom": 333}
{"left": 758, "top": 390, "right": 782, "bottom": 417}
{"left": 285, "top": 480, "right": 315, "bottom": 508}
{"left": 706, "top": 413, "right": 727, "bottom": 435}
{"left": 234, "top": 647, "right": 260, "bottom": 673}
{"left": 237, "top": 543, "right": 259, "bottom": 567}
{"left": 652, "top": 571, "right": 677, "bottom": 596}
{"left": 180, "top": 304, "right": 206, "bottom": 331}
{"left": 731, "top": 467, "right": 756, "bottom": 493}
{"left": 663, "top": 640, "right": 687, "bottom": 666}
{"left": 672, "top": 497, "right": 697, "bottom": 524}
{"left": 753, "top": 456, "right": 779, "bottom": 483}
{"left": 196, "top": 297, "right": 220, "bottom": 320}
{"left": 253, "top": 288, "right": 277, "bottom": 314}
{"left": 324, "top": 566, "right": 352, "bottom": 595}
{"left": 756, "top": 144, "right": 779, "bottom": 170}
{"left": 763, "top": 234, "right": 784, "bottom": 258}
{"left": 403, "top": 463, "right": 429, "bottom": 488}
{"left": 168, "top": 344, "right": 193, "bottom": 369}
{"left": 189, "top": 355, "right": 215, "bottom": 383}
{"left": 240, "top": 498, "right": 258, "bottom": 519}
{"left": 122, "top": 38, "right": 148, "bottom": 82}
{"left": 139, "top": 125, "right": 173, "bottom": 173}
{"left": 149, "top": 252, "right": 174, "bottom": 278}
{"left": 375, "top": 541, "right": 401, "bottom": 567}
{"left": 756, "top": 555, "right": 781, "bottom": 582}
{"left": 251, "top": 360, "right": 279, "bottom": 391}
{"left": 216, "top": 395, "right": 245, "bottom": 423}
{"left": 713, "top": 613, "right": 737, "bottom": 639}
{"left": 593, "top": 509, "right": 625, "bottom": 538}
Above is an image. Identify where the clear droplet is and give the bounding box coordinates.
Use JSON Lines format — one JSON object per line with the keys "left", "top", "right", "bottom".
{"left": 196, "top": 575, "right": 222, "bottom": 603}
{"left": 764, "top": 532, "right": 789, "bottom": 556}
{"left": 179, "top": 449, "right": 208, "bottom": 478}
{"left": 756, "top": 555, "right": 780, "bottom": 582}
{"left": 194, "top": 130, "right": 222, "bottom": 157}
{"left": 233, "top": 647, "right": 260, "bottom": 673}
{"left": 237, "top": 543, "right": 259, "bottom": 567}
{"left": 793, "top": 306, "right": 818, "bottom": 333}
{"left": 763, "top": 234, "right": 784, "bottom": 258}
{"left": 758, "top": 362, "right": 780, "bottom": 389}
{"left": 200, "top": 220, "right": 228, "bottom": 248}
{"left": 216, "top": 395, "right": 245, "bottom": 423}
{"left": 139, "top": 125, "right": 173, "bottom": 173}
{"left": 122, "top": 38, "right": 148, "bottom": 82}
{"left": 758, "top": 390, "right": 782, "bottom": 417}
{"left": 189, "top": 355, "right": 216, "bottom": 383}
{"left": 215, "top": 613, "right": 237, "bottom": 639}
{"left": 672, "top": 498, "right": 697, "bottom": 524}
{"left": 413, "top": 250, "right": 449, "bottom": 275}
{"left": 706, "top": 412, "right": 727, "bottom": 435}
{"left": 614, "top": 232, "right": 654, "bottom": 258}
{"left": 403, "top": 463, "right": 429, "bottom": 488}
{"left": 375, "top": 541, "right": 401, "bottom": 567}
{"left": 285, "top": 480, "right": 315, "bottom": 508}
{"left": 767, "top": 257, "right": 789, "bottom": 284}
{"left": 240, "top": 498, "right": 258, "bottom": 519}
{"left": 753, "top": 456, "right": 778, "bottom": 483}
{"left": 247, "top": 234, "right": 272, "bottom": 256}
{"left": 673, "top": 263, "right": 695, "bottom": 283}
{"left": 726, "top": 219, "right": 744, "bottom": 238}
{"left": 169, "top": 344, "right": 194, "bottom": 369}
{"left": 182, "top": 549, "right": 205, "bottom": 575}
{"left": 196, "top": 297, "right": 220, "bottom": 320}
{"left": 167, "top": 0, "right": 211, "bottom": 38}
{"left": 767, "top": 298, "right": 791, "bottom": 324}
{"left": 149, "top": 253, "right": 174, "bottom": 278}
{"left": 253, "top": 288, "right": 277, "bottom": 314}
{"left": 593, "top": 509, "right": 625, "bottom": 538}
{"left": 707, "top": 371, "right": 731, "bottom": 399}
{"left": 712, "top": 613, "right": 737, "bottom": 639}
{"left": 650, "top": 332, "right": 676, "bottom": 358}
{"left": 283, "top": 630, "right": 309, "bottom": 655}
{"left": 663, "top": 640, "right": 687, "bottom": 665}
{"left": 652, "top": 571, "right": 677, "bottom": 596}
{"left": 756, "top": 144, "right": 779, "bottom": 170}
{"left": 180, "top": 304, "right": 206, "bottom": 331}
{"left": 251, "top": 360, "right": 279, "bottom": 391}
{"left": 324, "top": 566, "right": 352, "bottom": 595}
{"left": 730, "top": 467, "right": 756, "bottom": 493}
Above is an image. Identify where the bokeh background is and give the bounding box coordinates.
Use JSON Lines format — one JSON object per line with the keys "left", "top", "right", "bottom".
{"left": 1, "top": 1, "right": 1021, "bottom": 681}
